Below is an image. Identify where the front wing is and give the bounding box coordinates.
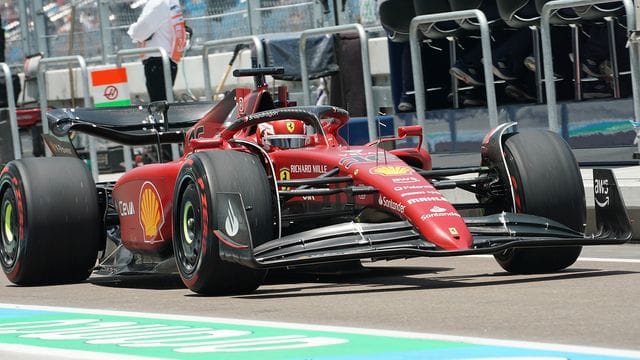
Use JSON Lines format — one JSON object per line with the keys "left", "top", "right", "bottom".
{"left": 215, "top": 169, "right": 632, "bottom": 269}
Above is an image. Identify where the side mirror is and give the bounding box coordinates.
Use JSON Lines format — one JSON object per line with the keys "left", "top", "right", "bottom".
{"left": 397, "top": 125, "right": 423, "bottom": 149}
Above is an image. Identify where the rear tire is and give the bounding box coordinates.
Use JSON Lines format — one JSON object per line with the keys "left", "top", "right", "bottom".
{"left": 493, "top": 130, "right": 585, "bottom": 274}
{"left": 173, "top": 151, "right": 272, "bottom": 295}
{"left": 0, "top": 158, "right": 100, "bottom": 284}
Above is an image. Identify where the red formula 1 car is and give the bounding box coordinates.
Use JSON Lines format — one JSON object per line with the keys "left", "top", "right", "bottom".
{"left": 0, "top": 67, "right": 632, "bottom": 294}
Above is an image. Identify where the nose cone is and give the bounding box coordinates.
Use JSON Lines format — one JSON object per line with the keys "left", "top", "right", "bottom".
{"left": 406, "top": 201, "right": 472, "bottom": 250}
{"left": 349, "top": 162, "right": 473, "bottom": 250}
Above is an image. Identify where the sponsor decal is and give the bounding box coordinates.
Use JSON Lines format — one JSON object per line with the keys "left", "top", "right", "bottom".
{"left": 302, "top": 196, "right": 316, "bottom": 201}
{"left": 139, "top": 182, "right": 164, "bottom": 243}
{"left": 103, "top": 85, "right": 118, "bottom": 100}
{"left": 430, "top": 205, "right": 447, "bottom": 213}
{"left": 118, "top": 201, "right": 135, "bottom": 216}
{"left": 237, "top": 96, "right": 245, "bottom": 114}
{"left": 338, "top": 154, "right": 400, "bottom": 169}
{"left": 280, "top": 167, "right": 291, "bottom": 180}
{"left": 369, "top": 165, "right": 414, "bottom": 176}
{"left": 286, "top": 121, "right": 296, "bottom": 133}
{"left": 449, "top": 227, "right": 459, "bottom": 236}
{"left": 251, "top": 109, "right": 281, "bottom": 121}
{"left": 406, "top": 196, "right": 446, "bottom": 205}
{"left": 224, "top": 200, "right": 240, "bottom": 237}
{"left": 0, "top": 316, "right": 346, "bottom": 354}
{"left": 187, "top": 126, "right": 205, "bottom": 142}
{"left": 378, "top": 195, "right": 406, "bottom": 214}
{"left": 393, "top": 185, "right": 434, "bottom": 191}
{"left": 420, "top": 212, "right": 461, "bottom": 221}
{"left": 400, "top": 191, "right": 426, "bottom": 198}
{"left": 280, "top": 167, "right": 291, "bottom": 191}
{"left": 53, "top": 144, "right": 73, "bottom": 156}
{"left": 290, "top": 164, "right": 328, "bottom": 174}
{"left": 391, "top": 177, "right": 420, "bottom": 184}
{"left": 90, "top": 67, "right": 131, "bottom": 108}
{"left": 594, "top": 178, "right": 610, "bottom": 207}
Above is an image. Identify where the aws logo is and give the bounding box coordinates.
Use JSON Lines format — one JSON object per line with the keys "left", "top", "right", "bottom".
{"left": 139, "top": 182, "right": 164, "bottom": 243}
{"left": 369, "top": 165, "right": 414, "bottom": 176}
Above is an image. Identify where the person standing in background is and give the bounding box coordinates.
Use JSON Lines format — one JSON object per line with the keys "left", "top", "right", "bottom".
{"left": 128, "top": 0, "right": 187, "bottom": 102}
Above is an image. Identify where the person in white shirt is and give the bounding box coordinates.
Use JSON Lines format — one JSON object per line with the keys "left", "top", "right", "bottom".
{"left": 128, "top": 0, "right": 187, "bottom": 102}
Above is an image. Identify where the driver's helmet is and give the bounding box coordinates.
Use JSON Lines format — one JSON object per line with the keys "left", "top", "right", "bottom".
{"left": 257, "top": 119, "right": 309, "bottom": 150}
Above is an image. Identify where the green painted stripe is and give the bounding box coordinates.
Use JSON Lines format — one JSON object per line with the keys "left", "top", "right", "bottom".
{"left": 94, "top": 100, "right": 132, "bottom": 108}
{"left": 0, "top": 310, "right": 463, "bottom": 359}
{"left": 1, "top": 305, "right": 639, "bottom": 360}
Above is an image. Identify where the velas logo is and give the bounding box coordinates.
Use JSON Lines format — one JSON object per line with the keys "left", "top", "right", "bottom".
{"left": 139, "top": 182, "right": 164, "bottom": 243}
{"left": 224, "top": 200, "right": 240, "bottom": 237}
{"left": 369, "top": 166, "right": 414, "bottom": 176}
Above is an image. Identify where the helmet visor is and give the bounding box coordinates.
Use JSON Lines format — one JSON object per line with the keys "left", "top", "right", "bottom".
{"left": 263, "top": 134, "right": 308, "bottom": 149}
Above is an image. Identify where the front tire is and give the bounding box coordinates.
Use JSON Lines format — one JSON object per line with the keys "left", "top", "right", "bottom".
{"left": 173, "top": 151, "right": 273, "bottom": 295}
{"left": 494, "top": 130, "right": 585, "bottom": 274}
{"left": 0, "top": 158, "right": 101, "bottom": 284}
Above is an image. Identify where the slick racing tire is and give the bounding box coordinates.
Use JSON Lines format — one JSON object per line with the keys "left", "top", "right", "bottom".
{"left": 0, "top": 158, "right": 101, "bottom": 285}
{"left": 173, "top": 151, "right": 273, "bottom": 295}
{"left": 494, "top": 130, "right": 585, "bottom": 274}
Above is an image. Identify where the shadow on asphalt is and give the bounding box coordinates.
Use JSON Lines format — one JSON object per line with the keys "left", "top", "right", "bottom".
{"left": 90, "top": 273, "right": 185, "bottom": 290}
{"left": 236, "top": 268, "right": 638, "bottom": 299}
{"left": 86, "top": 264, "right": 637, "bottom": 298}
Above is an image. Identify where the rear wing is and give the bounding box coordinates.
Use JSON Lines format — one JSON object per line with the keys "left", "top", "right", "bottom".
{"left": 46, "top": 99, "right": 221, "bottom": 146}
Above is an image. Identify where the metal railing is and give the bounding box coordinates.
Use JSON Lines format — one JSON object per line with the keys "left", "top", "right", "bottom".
{"left": 1, "top": 63, "right": 20, "bottom": 161}
{"left": 300, "top": 23, "right": 377, "bottom": 142}
{"left": 540, "top": 0, "right": 639, "bottom": 132}
{"left": 116, "top": 47, "right": 174, "bottom": 103}
{"left": 201, "top": 36, "right": 264, "bottom": 101}
{"left": 116, "top": 47, "right": 178, "bottom": 168}
{"left": 409, "top": 10, "right": 499, "bottom": 132}
{"left": 36, "top": 55, "right": 98, "bottom": 180}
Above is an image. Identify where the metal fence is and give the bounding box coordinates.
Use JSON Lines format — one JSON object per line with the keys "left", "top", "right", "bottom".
{"left": 1, "top": 0, "right": 379, "bottom": 68}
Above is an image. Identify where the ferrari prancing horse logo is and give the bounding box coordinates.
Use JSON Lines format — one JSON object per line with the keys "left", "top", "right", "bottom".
{"left": 286, "top": 121, "right": 295, "bottom": 133}
{"left": 279, "top": 167, "right": 291, "bottom": 191}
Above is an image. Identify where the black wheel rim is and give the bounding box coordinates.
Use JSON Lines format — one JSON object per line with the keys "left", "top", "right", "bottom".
{"left": 0, "top": 191, "right": 19, "bottom": 270}
{"left": 177, "top": 182, "right": 202, "bottom": 276}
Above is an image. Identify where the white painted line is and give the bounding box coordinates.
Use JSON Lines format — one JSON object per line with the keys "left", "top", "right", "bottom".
{"left": 471, "top": 254, "right": 640, "bottom": 264}
{"left": 0, "top": 303, "right": 639, "bottom": 358}
{"left": 0, "top": 343, "right": 153, "bottom": 360}
{"left": 577, "top": 257, "right": 640, "bottom": 264}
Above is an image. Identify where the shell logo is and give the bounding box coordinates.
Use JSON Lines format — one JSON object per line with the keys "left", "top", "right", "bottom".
{"left": 139, "top": 182, "right": 164, "bottom": 243}
{"left": 369, "top": 165, "right": 414, "bottom": 176}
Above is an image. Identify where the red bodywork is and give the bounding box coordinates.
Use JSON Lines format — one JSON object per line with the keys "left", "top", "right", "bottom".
{"left": 16, "top": 108, "right": 42, "bottom": 128}
{"left": 111, "top": 85, "right": 472, "bottom": 255}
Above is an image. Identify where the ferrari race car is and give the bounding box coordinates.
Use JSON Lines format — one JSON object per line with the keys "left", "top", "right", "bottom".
{"left": 0, "top": 67, "right": 632, "bottom": 294}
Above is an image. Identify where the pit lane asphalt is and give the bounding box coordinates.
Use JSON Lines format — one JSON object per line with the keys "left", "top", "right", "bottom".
{"left": 1, "top": 244, "right": 638, "bottom": 352}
